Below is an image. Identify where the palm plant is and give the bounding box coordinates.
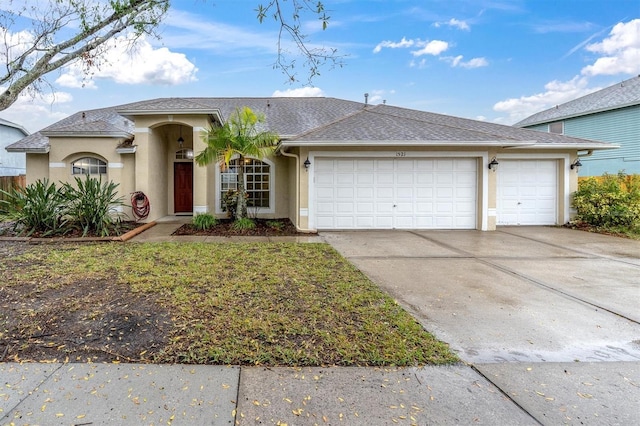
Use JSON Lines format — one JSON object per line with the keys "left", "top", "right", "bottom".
{"left": 195, "top": 106, "right": 278, "bottom": 219}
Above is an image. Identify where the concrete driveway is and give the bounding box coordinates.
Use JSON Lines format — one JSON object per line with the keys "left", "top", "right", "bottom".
{"left": 323, "top": 227, "right": 640, "bottom": 364}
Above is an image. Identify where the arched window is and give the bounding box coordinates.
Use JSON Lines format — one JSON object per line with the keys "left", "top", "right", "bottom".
{"left": 71, "top": 157, "right": 107, "bottom": 175}
{"left": 220, "top": 158, "right": 270, "bottom": 208}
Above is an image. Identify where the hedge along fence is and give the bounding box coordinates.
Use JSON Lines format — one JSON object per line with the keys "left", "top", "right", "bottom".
{"left": 0, "top": 175, "right": 26, "bottom": 203}
{"left": 573, "top": 173, "right": 640, "bottom": 229}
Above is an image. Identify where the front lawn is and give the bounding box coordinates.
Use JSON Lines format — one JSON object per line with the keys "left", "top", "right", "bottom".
{"left": 0, "top": 242, "right": 458, "bottom": 366}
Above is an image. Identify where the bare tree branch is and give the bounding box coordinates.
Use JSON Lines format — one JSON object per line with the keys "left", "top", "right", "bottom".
{"left": 256, "top": 0, "right": 344, "bottom": 84}
{"left": 0, "top": 0, "right": 169, "bottom": 111}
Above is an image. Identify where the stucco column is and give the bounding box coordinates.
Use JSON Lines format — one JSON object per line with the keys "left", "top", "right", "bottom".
{"left": 192, "top": 127, "right": 208, "bottom": 213}
{"left": 486, "top": 152, "right": 498, "bottom": 230}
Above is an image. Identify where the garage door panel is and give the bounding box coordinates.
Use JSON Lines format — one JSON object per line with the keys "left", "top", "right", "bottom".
{"left": 315, "top": 157, "right": 477, "bottom": 230}
{"left": 497, "top": 160, "right": 558, "bottom": 226}
{"left": 336, "top": 187, "right": 354, "bottom": 198}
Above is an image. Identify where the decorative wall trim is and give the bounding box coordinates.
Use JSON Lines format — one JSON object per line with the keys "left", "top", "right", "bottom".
{"left": 49, "top": 162, "right": 66, "bottom": 168}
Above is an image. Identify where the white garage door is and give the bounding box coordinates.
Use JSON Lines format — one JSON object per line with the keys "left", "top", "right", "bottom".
{"left": 497, "top": 160, "right": 558, "bottom": 225}
{"left": 314, "top": 158, "right": 477, "bottom": 229}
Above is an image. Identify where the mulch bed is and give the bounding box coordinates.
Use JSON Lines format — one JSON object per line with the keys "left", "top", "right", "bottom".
{"left": 0, "top": 221, "right": 144, "bottom": 239}
{"left": 173, "top": 218, "right": 316, "bottom": 237}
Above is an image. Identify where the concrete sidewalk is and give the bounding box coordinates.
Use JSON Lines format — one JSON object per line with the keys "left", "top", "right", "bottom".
{"left": 2, "top": 362, "right": 638, "bottom": 425}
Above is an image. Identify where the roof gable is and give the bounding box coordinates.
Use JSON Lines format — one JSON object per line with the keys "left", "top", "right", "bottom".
{"left": 515, "top": 75, "right": 640, "bottom": 127}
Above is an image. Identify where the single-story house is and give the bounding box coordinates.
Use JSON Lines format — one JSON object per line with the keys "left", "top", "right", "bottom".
{"left": 515, "top": 75, "right": 640, "bottom": 176}
{"left": 0, "top": 117, "right": 29, "bottom": 176}
{"left": 6, "top": 97, "right": 615, "bottom": 230}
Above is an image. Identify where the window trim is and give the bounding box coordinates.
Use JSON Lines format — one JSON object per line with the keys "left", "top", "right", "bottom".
{"left": 71, "top": 156, "right": 107, "bottom": 176}
{"left": 215, "top": 156, "right": 275, "bottom": 214}
{"left": 548, "top": 121, "right": 564, "bottom": 134}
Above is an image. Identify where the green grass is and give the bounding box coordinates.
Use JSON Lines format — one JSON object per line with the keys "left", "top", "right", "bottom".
{"left": 2, "top": 242, "right": 458, "bottom": 366}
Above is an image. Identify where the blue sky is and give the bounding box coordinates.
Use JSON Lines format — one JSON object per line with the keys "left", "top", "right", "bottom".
{"left": 1, "top": 0, "right": 639, "bottom": 133}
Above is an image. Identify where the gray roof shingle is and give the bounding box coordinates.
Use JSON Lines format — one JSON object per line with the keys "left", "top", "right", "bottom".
{"left": 515, "top": 75, "right": 640, "bottom": 127}
{"left": 6, "top": 97, "right": 615, "bottom": 152}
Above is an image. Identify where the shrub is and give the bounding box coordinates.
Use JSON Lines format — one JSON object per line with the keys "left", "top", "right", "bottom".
{"left": 232, "top": 217, "right": 255, "bottom": 230}
{"left": 0, "top": 179, "right": 68, "bottom": 236}
{"left": 266, "top": 219, "right": 284, "bottom": 230}
{"left": 61, "top": 175, "right": 125, "bottom": 237}
{"left": 572, "top": 172, "right": 640, "bottom": 229}
{"left": 192, "top": 213, "right": 217, "bottom": 230}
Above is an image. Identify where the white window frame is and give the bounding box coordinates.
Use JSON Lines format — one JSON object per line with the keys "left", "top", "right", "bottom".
{"left": 71, "top": 156, "right": 107, "bottom": 176}
{"left": 215, "top": 156, "right": 275, "bottom": 214}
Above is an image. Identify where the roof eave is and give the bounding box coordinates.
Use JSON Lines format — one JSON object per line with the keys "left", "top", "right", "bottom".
{"left": 40, "top": 131, "right": 133, "bottom": 138}
{"left": 6, "top": 146, "right": 50, "bottom": 154}
{"left": 279, "top": 140, "right": 538, "bottom": 148}
{"left": 509, "top": 143, "right": 619, "bottom": 150}
{"left": 517, "top": 101, "right": 640, "bottom": 128}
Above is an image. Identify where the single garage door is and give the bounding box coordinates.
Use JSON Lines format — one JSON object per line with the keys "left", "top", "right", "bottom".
{"left": 497, "top": 160, "right": 557, "bottom": 225}
{"left": 314, "top": 157, "right": 477, "bottom": 229}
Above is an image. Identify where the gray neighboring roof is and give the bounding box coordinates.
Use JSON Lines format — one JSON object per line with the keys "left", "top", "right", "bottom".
{"left": 0, "top": 117, "right": 29, "bottom": 136}
{"left": 283, "top": 104, "right": 615, "bottom": 149}
{"left": 7, "top": 97, "right": 615, "bottom": 153}
{"left": 515, "top": 75, "right": 640, "bottom": 127}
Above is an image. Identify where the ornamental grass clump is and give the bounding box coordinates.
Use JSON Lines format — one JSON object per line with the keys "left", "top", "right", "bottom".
{"left": 62, "top": 175, "right": 125, "bottom": 237}
{"left": 192, "top": 213, "right": 218, "bottom": 230}
{"left": 0, "top": 178, "right": 68, "bottom": 236}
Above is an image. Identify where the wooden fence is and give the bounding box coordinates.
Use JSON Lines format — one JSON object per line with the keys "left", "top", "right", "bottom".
{"left": 0, "top": 175, "right": 26, "bottom": 202}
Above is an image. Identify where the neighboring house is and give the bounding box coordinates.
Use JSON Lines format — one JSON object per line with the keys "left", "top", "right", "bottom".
{"left": 7, "top": 97, "right": 614, "bottom": 230}
{"left": 515, "top": 75, "right": 640, "bottom": 176}
{"left": 0, "top": 117, "right": 29, "bottom": 176}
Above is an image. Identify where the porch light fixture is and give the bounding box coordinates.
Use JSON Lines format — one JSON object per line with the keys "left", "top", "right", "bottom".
{"left": 304, "top": 157, "right": 311, "bottom": 170}
{"left": 570, "top": 158, "right": 582, "bottom": 171}
{"left": 177, "top": 126, "right": 184, "bottom": 148}
{"left": 488, "top": 157, "right": 499, "bottom": 171}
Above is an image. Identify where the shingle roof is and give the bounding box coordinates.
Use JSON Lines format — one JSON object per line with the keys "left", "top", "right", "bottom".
{"left": 6, "top": 96, "right": 615, "bottom": 152}
{"left": 515, "top": 75, "right": 640, "bottom": 127}
{"left": 286, "top": 104, "right": 614, "bottom": 148}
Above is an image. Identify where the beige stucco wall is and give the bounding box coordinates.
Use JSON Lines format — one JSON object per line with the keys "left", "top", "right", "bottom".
{"left": 25, "top": 154, "right": 49, "bottom": 185}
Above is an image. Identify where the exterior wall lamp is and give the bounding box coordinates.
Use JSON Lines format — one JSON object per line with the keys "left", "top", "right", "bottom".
{"left": 570, "top": 158, "right": 582, "bottom": 172}
{"left": 488, "top": 157, "right": 499, "bottom": 171}
{"left": 304, "top": 157, "right": 311, "bottom": 170}
{"left": 177, "top": 125, "right": 184, "bottom": 148}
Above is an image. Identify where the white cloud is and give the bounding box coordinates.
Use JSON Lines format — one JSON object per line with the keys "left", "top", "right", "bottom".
{"left": 411, "top": 40, "right": 449, "bottom": 56}
{"left": 581, "top": 19, "right": 640, "bottom": 76}
{"left": 272, "top": 87, "right": 325, "bottom": 97}
{"left": 373, "top": 37, "right": 414, "bottom": 53}
{"left": 445, "top": 55, "right": 489, "bottom": 68}
{"left": 0, "top": 87, "right": 72, "bottom": 132}
{"left": 367, "top": 89, "right": 395, "bottom": 105}
{"left": 409, "top": 58, "right": 427, "bottom": 69}
{"left": 55, "top": 34, "right": 198, "bottom": 88}
{"left": 435, "top": 18, "right": 470, "bottom": 31}
{"left": 493, "top": 76, "right": 598, "bottom": 124}
{"left": 373, "top": 37, "right": 448, "bottom": 56}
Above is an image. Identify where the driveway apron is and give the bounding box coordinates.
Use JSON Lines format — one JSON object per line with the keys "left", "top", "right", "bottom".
{"left": 322, "top": 228, "right": 640, "bottom": 364}
{"left": 323, "top": 228, "right": 640, "bottom": 424}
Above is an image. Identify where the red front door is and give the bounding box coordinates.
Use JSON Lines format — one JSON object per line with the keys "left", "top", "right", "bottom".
{"left": 174, "top": 162, "right": 193, "bottom": 213}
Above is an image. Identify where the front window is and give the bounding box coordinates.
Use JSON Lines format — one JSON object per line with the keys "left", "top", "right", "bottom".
{"left": 220, "top": 158, "right": 270, "bottom": 208}
{"left": 71, "top": 157, "right": 107, "bottom": 175}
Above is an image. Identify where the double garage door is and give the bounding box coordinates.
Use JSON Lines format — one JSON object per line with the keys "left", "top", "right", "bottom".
{"left": 314, "top": 157, "right": 477, "bottom": 229}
